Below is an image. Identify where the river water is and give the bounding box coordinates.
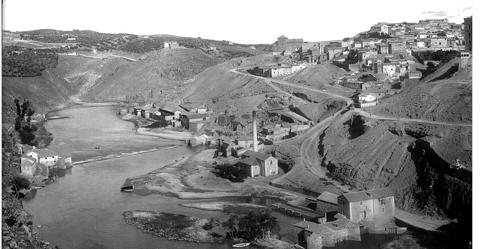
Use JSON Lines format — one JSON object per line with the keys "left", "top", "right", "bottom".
{"left": 24, "top": 105, "right": 451, "bottom": 249}
{"left": 23, "top": 106, "right": 302, "bottom": 249}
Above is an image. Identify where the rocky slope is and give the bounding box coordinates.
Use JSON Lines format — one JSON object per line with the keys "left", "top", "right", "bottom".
{"left": 83, "top": 48, "right": 222, "bottom": 102}
{"left": 286, "top": 62, "right": 348, "bottom": 88}
{"left": 313, "top": 112, "right": 471, "bottom": 221}
{"left": 368, "top": 58, "right": 472, "bottom": 123}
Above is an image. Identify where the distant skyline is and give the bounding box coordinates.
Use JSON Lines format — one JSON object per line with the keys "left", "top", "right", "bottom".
{"left": 2, "top": 0, "right": 472, "bottom": 44}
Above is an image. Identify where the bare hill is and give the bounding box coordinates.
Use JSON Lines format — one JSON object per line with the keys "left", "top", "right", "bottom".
{"left": 286, "top": 63, "right": 348, "bottom": 88}
{"left": 369, "top": 79, "right": 471, "bottom": 123}
{"left": 181, "top": 54, "right": 286, "bottom": 106}
{"left": 313, "top": 112, "right": 471, "bottom": 218}
{"left": 82, "top": 48, "right": 221, "bottom": 102}
{"left": 2, "top": 70, "right": 74, "bottom": 120}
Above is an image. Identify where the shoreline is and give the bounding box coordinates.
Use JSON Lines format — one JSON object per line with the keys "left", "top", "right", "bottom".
{"left": 72, "top": 145, "right": 179, "bottom": 166}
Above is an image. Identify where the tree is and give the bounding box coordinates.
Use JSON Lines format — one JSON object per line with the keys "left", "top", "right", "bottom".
{"left": 11, "top": 175, "right": 31, "bottom": 199}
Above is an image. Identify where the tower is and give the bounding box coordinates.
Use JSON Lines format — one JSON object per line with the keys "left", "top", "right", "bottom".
{"left": 252, "top": 110, "right": 258, "bottom": 152}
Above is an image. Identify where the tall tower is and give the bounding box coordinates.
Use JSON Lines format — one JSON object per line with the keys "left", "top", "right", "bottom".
{"left": 252, "top": 110, "right": 258, "bottom": 152}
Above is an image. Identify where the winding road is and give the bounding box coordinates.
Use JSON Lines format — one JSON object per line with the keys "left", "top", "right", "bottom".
{"left": 228, "top": 66, "right": 471, "bottom": 192}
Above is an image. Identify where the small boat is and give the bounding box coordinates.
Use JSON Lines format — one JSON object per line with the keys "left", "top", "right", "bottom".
{"left": 232, "top": 242, "right": 250, "bottom": 248}
{"left": 121, "top": 185, "right": 134, "bottom": 192}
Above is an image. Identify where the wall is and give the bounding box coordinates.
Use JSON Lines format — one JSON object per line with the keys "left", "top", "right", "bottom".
{"left": 349, "top": 200, "right": 374, "bottom": 223}
{"left": 262, "top": 157, "right": 278, "bottom": 176}
{"left": 372, "top": 196, "right": 395, "bottom": 222}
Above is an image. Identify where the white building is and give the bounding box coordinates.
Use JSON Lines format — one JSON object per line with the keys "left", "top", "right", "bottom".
{"left": 25, "top": 148, "right": 60, "bottom": 167}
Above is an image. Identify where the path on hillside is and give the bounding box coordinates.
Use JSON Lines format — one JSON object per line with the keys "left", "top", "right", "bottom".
{"left": 352, "top": 109, "right": 472, "bottom": 127}
{"left": 63, "top": 53, "right": 138, "bottom": 62}
{"left": 230, "top": 66, "right": 457, "bottom": 230}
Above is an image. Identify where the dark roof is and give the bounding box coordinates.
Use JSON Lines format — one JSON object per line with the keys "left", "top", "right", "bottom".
{"left": 240, "top": 157, "right": 258, "bottom": 166}
{"left": 242, "top": 150, "right": 271, "bottom": 161}
{"left": 293, "top": 221, "right": 333, "bottom": 234}
{"left": 186, "top": 113, "right": 209, "bottom": 119}
{"left": 317, "top": 191, "right": 339, "bottom": 204}
{"left": 340, "top": 188, "right": 394, "bottom": 203}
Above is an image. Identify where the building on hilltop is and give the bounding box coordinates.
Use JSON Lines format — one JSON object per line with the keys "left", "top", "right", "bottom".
{"left": 273, "top": 35, "right": 303, "bottom": 52}
{"left": 164, "top": 41, "right": 180, "bottom": 49}
{"left": 337, "top": 188, "right": 395, "bottom": 224}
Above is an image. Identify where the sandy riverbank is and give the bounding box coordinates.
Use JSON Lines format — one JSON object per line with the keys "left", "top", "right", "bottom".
{"left": 136, "top": 128, "right": 193, "bottom": 141}
{"left": 122, "top": 149, "right": 246, "bottom": 199}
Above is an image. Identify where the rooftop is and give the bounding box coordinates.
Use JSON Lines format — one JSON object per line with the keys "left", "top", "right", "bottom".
{"left": 242, "top": 150, "right": 271, "bottom": 161}
{"left": 26, "top": 148, "right": 58, "bottom": 158}
{"left": 317, "top": 191, "right": 339, "bottom": 204}
{"left": 340, "top": 188, "right": 394, "bottom": 203}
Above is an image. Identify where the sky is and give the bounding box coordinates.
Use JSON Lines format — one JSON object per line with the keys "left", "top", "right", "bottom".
{"left": 2, "top": 0, "right": 473, "bottom": 44}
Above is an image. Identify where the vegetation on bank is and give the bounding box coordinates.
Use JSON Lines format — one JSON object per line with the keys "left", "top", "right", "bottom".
{"left": 2, "top": 122, "right": 56, "bottom": 249}
{"left": 2, "top": 46, "right": 58, "bottom": 77}
{"left": 222, "top": 210, "right": 280, "bottom": 241}
{"left": 123, "top": 209, "right": 280, "bottom": 244}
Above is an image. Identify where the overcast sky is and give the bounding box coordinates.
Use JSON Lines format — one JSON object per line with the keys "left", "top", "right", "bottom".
{"left": 2, "top": 0, "right": 473, "bottom": 44}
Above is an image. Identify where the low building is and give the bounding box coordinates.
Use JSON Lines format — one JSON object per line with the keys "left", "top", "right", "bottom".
{"left": 20, "top": 156, "right": 37, "bottom": 179}
{"left": 186, "top": 113, "right": 210, "bottom": 123}
{"left": 240, "top": 150, "right": 278, "bottom": 177}
{"left": 316, "top": 191, "right": 339, "bottom": 214}
{"left": 25, "top": 148, "right": 60, "bottom": 167}
{"left": 294, "top": 214, "right": 361, "bottom": 249}
{"left": 164, "top": 41, "right": 180, "bottom": 49}
{"left": 408, "top": 71, "right": 422, "bottom": 79}
{"left": 430, "top": 38, "right": 448, "bottom": 48}
{"left": 337, "top": 188, "right": 395, "bottom": 224}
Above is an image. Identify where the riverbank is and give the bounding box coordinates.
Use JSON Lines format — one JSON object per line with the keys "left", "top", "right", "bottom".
{"left": 122, "top": 210, "right": 225, "bottom": 243}
{"left": 122, "top": 149, "right": 245, "bottom": 199}
{"left": 136, "top": 127, "right": 193, "bottom": 141}
{"left": 180, "top": 202, "right": 270, "bottom": 214}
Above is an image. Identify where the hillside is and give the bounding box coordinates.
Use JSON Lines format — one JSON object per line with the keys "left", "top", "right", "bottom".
{"left": 2, "top": 70, "right": 74, "bottom": 121}
{"left": 317, "top": 113, "right": 471, "bottom": 217}
{"left": 368, "top": 71, "right": 472, "bottom": 123}
{"left": 181, "top": 54, "right": 283, "bottom": 105}
{"left": 82, "top": 48, "right": 221, "bottom": 102}
{"left": 286, "top": 63, "right": 348, "bottom": 88}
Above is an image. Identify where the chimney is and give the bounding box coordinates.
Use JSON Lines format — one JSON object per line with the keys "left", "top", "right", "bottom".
{"left": 252, "top": 110, "right": 258, "bottom": 152}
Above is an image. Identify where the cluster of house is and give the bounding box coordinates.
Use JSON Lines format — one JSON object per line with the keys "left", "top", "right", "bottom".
{"left": 294, "top": 188, "right": 397, "bottom": 249}
{"left": 125, "top": 103, "right": 210, "bottom": 132}
{"left": 367, "top": 18, "right": 467, "bottom": 51}
{"left": 18, "top": 145, "right": 71, "bottom": 183}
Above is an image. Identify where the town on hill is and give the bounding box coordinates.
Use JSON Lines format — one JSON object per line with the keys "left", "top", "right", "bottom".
{"left": 2, "top": 14, "right": 472, "bottom": 249}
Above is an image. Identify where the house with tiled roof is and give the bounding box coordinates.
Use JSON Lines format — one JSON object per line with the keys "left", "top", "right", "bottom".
{"left": 25, "top": 148, "right": 60, "bottom": 167}
{"left": 239, "top": 150, "right": 278, "bottom": 177}
{"left": 316, "top": 191, "right": 339, "bottom": 213}
{"left": 337, "top": 188, "right": 395, "bottom": 223}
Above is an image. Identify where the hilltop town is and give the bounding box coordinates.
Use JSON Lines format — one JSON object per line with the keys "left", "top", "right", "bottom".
{"left": 2, "top": 15, "right": 472, "bottom": 249}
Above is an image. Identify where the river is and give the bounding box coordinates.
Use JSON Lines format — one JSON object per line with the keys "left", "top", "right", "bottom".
{"left": 24, "top": 105, "right": 453, "bottom": 249}
{"left": 23, "top": 105, "right": 302, "bottom": 249}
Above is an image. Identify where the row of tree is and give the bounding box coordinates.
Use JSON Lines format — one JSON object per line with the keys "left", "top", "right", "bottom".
{"left": 222, "top": 210, "right": 280, "bottom": 241}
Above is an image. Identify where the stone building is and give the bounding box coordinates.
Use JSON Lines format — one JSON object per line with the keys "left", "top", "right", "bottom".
{"left": 240, "top": 150, "right": 278, "bottom": 177}
{"left": 337, "top": 188, "right": 395, "bottom": 224}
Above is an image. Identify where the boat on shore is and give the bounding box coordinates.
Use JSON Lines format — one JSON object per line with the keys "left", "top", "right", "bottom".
{"left": 232, "top": 242, "right": 250, "bottom": 248}
{"left": 121, "top": 185, "right": 134, "bottom": 192}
